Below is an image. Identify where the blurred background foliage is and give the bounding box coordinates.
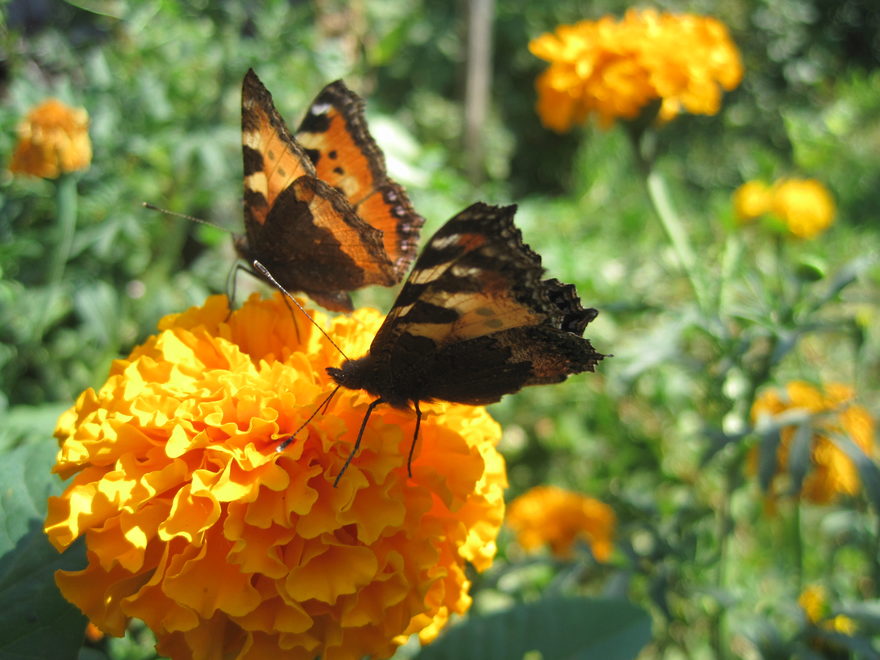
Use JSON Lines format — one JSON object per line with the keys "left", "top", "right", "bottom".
{"left": 1, "top": 0, "right": 879, "bottom": 657}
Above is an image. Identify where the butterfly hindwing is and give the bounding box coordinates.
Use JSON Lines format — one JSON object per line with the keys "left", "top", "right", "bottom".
{"left": 237, "top": 69, "right": 422, "bottom": 312}
{"left": 296, "top": 81, "right": 423, "bottom": 279}
{"left": 328, "top": 203, "right": 604, "bottom": 408}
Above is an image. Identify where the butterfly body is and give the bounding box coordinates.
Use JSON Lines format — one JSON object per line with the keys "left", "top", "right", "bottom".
{"left": 238, "top": 69, "right": 423, "bottom": 311}
{"left": 322, "top": 203, "right": 604, "bottom": 481}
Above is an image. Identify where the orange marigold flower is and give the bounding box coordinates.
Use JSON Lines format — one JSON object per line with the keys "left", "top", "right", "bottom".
{"left": 9, "top": 98, "right": 92, "bottom": 178}
{"left": 44, "top": 293, "right": 507, "bottom": 660}
{"left": 731, "top": 178, "right": 835, "bottom": 238}
{"left": 750, "top": 381, "right": 875, "bottom": 504}
{"left": 529, "top": 9, "right": 743, "bottom": 132}
{"left": 799, "top": 585, "right": 857, "bottom": 635}
{"left": 85, "top": 621, "right": 104, "bottom": 643}
{"left": 772, "top": 178, "right": 836, "bottom": 239}
{"left": 506, "top": 485, "right": 615, "bottom": 560}
{"left": 733, "top": 180, "right": 773, "bottom": 222}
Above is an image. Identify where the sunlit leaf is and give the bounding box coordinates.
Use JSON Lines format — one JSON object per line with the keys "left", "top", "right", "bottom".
{"left": 416, "top": 597, "right": 650, "bottom": 660}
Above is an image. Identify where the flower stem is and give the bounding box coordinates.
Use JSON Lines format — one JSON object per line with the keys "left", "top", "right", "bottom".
{"left": 645, "top": 170, "right": 710, "bottom": 312}
{"left": 792, "top": 500, "right": 803, "bottom": 593}
{"left": 37, "top": 173, "right": 77, "bottom": 340}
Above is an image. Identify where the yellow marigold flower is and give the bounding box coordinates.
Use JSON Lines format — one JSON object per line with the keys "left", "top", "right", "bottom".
{"left": 9, "top": 98, "right": 92, "bottom": 178}
{"left": 506, "top": 485, "right": 615, "bottom": 560}
{"left": 799, "top": 585, "right": 857, "bottom": 635}
{"left": 733, "top": 180, "right": 773, "bottom": 222}
{"left": 529, "top": 9, "right": 743, "bottom": 132}
{"left": 44, "top": 293, "right": 506, "bottom": 660}
{"left": 732, "top": 178, "right": 836, "bottom": 238}
{"left": 772, "top": 178, "right": 836, "bottom": 239}
{"left": 750, "top": 381, "right": 875, "bottom": 504}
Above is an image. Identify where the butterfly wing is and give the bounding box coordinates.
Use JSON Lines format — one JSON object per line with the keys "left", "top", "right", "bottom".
{"left": 296, "top": 80, "right": 424, "bottom": 280}
{"left": 238, "top": 69, "right": 398, "bottom": 311}
{"left": 330, "top": 203, "right": 603, "bottom": 405}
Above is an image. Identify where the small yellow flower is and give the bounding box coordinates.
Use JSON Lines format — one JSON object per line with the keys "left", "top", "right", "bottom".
{"left": 733, "top": 180, "right": 773, "bottom": 222}
{"left": 732, "top": 178, "right": 836, "bottom": 238}
{"left": 529, "top": 9, "right": 743, "bottom": 132}
{"left": 799, "top": 585, "right": 857, "bottom": 635}
{"left": 506, "top": 485, "right": 615, "bottom": 560}
{"left": 750, "top": 381, "right": 875, "bottom": 504}
{"left": 45, "top": 293, "right": 506, "bottom": 660}
{"left": 772, "top": 178, "right": 836, "bottom": 239}
{"left": 9, "top": 98, "right": 92, "bottom": 178}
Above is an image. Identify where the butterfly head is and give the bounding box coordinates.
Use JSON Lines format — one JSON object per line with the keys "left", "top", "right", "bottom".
{"left": 326, "top": 359, "right": 370, "bottom": 391}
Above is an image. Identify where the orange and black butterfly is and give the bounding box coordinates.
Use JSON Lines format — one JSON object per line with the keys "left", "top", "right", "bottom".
{"left": 283, "top": 202, "right": 605, "bottom": 484}
{"left": 236, "top": 69, "right": 424, "bottom": 311}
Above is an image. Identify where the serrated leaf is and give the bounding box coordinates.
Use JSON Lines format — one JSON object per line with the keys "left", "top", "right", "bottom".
{"left": 0, "top": 443, "right": 88, "bottom": 660}
{"left": 415, "top": 596, "right": 651, "bottom": 660}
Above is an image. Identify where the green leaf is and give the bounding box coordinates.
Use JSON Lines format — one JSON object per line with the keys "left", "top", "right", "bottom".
{"left": 810, "top": 255, "right": 876, "bottom": 311}
{"left": 415, "top": 596, "right": 651, "bottom": 660}
{"left": 0, "top": 442, "right": 88, "bottom": 660}
{"left": 787, "top": 420, "right": 814, "bottom": 494}
{"left": 0, "top": 403, "right": 68, "bottom": 452}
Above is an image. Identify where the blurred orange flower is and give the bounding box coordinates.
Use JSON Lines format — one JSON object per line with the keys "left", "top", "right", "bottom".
{"left": 750, "top": 381, "right": 874, "bottom": 504}
{"left": 773, "top": 179, "right": 836, "bottom": 239}
{"left": 529, "top": 9, "right": 742, "bottom": 132}
{"left": 506, "top": 485, "right": 614, "bottom": 560}
{"left": 9, "top": 98, "right": 92, "bottom": 178}
{"left": 799, "top": 585, "right": 857, "bottom": 635}
{"left": 732, "top": 180, "right": 773, "bottom": 221}
{"left": 733, "top": 178, "right": 836, "bottom": 239}
{"left": 44, "top": 293, "right": 506, "bottom": 660}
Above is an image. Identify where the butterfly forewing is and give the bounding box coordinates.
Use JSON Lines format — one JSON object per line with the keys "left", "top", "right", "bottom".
{"left": 241, "top": 70, "right": 315, "bottom": 228}
{"left": 296, "top": 81, "right": 423, "bottom": 280}
{"left": 237, "top": 69, "right": 424, "bottom": 312}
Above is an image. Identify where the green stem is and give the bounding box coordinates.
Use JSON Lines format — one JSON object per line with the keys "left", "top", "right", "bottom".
{"left": 645, "top": 171, "right": 710, "bottom": 313}
{"left": 710, "top": 465, "right": 735, "bottom": 660}
{"left": 37, "top": 173, "right": 78, "bottom": 340}
{"left": 793, "top": 499, "right": 803, "bottom": 593}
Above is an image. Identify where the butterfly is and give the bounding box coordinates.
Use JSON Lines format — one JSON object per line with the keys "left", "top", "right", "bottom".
{"left": 283, "top": 202, "right": 606, "bottom": 484}
{"left": 236, "top": 68, "right": 424, "bottom": 312}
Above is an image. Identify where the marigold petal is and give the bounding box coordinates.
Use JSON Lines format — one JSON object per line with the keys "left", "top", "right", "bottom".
{"left": 45, "top": 292, "right": 506, "bottom": 658}
{"left": 530, "top": 10, "right": 742, "bottom": 130}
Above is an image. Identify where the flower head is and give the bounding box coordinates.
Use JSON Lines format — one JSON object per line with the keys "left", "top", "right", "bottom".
{"left": 506, "top": 485, "right": 614, "bottom": 560}
{"left": 529, "top": 9, "right": 742, "bottom": 132}
{"left": 799, "top": 585, "right": 857, "bottom": 635}
{"left": 9, "top": 98, "right": 92, "bottom": 178}
{"left": 733, "top": 180, "right": 773, "bottom": 222}
{"left": 772, "top": 179, "right": 836, "bottom": 239}
{"left": 733, "top": 178, "right": 836, "bottom": 239}
{"left": 750, "top": 381, "right": 874, "bottom": 504}
{"left": 45, "top": 293, "right": 506, "bottom": 660}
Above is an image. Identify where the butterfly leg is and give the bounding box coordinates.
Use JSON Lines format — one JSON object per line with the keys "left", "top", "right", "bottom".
{"left": 406, "top": 401, "right": 422, "bottom": 478}
{"left": 224, "top": 263, "right": 253, "bottom": 321}
{"left": 334, "top": 397, "right": 386, "bottom": 487}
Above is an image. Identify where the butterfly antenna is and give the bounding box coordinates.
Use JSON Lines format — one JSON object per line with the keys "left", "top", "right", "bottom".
{"left": 334, "top": 398, "right": 385, "bottom": 487}
{"left": 276, "top": 385, "right": 340, "bottom": 452}
{"left": 141, "top": 202, "right": 232, "bottom": 234}
{"left": 252, "top": 260, "right": 349, "bottom": 361}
